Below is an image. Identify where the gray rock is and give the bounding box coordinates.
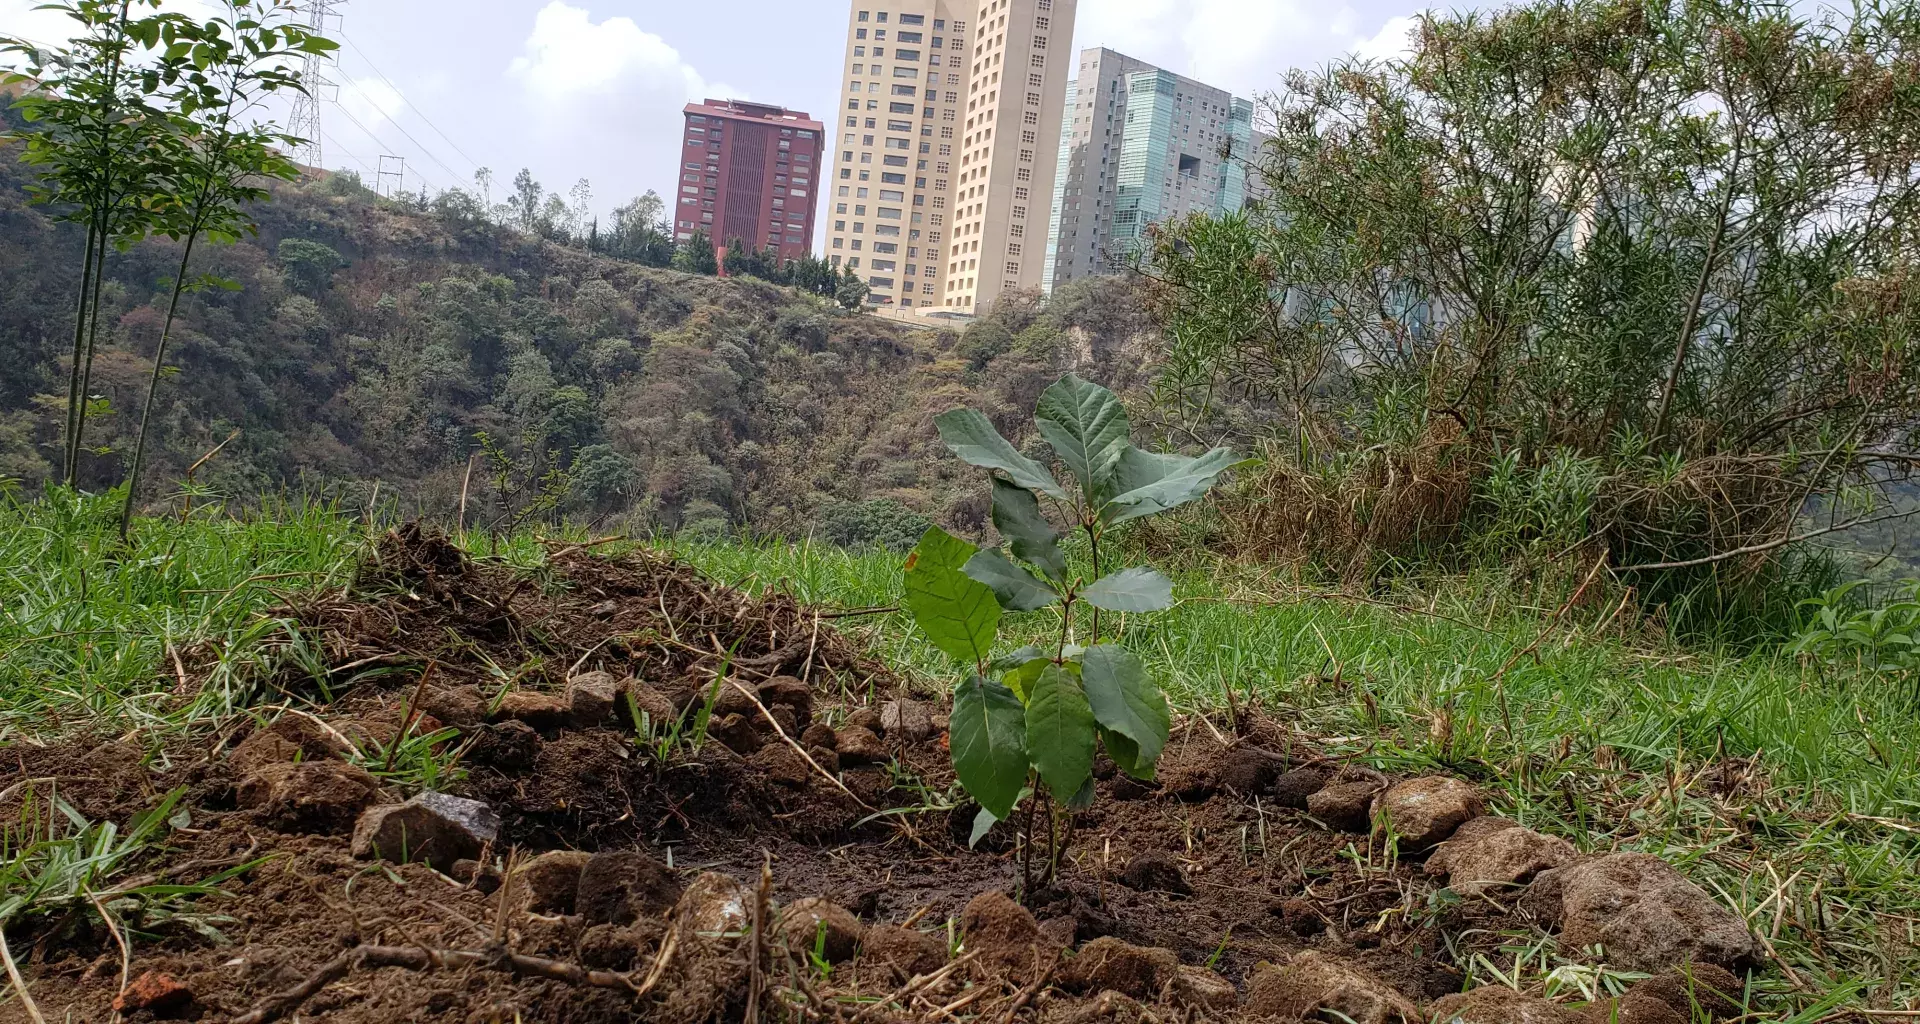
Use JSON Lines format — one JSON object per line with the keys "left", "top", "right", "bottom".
{"left": 350, "top": 791, "right": 499, "bottom": 872}
{"left": 566, "top": 671, "right": 622, "bottom": 727}
{"left": 676, "top": 871, "right": 751, "bottom": 936}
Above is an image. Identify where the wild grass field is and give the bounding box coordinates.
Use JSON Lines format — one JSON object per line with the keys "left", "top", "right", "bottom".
{"left": 3, "top": 492, "right": 1917, "bottom": 1015}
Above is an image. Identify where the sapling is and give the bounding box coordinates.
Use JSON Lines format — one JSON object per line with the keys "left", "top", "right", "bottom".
{"left": 903, "top": 374, "right": 1236, "bottom": 891}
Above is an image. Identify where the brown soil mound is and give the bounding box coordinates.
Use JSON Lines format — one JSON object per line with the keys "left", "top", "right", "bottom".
{"left": 0, "top": 527, "right": 1764, "bottom": 1023}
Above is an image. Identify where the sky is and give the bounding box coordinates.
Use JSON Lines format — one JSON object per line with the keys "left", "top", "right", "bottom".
{"left": 0, "top": 0, "right": 1428, "bottom": 239}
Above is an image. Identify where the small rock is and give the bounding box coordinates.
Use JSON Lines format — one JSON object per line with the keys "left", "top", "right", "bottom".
{"left": 779, "top": 897, "right": 866, "bottom": 963}
{"left": 751, "top": 743, "right": 814, "bottom": 788}
{"left": 1272, "top": 767, "right": 1329, "bottom": 809}
{"left": 1117, "top": 850, "right": 1191, "bottom": 896}
{"left": 676, "top": 871, "right": 750, "bottom": 936}
{"left": 236, "top": 760, "right": 384, "bottom": 834}
{"left": 469, "top": 719, "right": 540, "bottom": 769}
{"left": 861, "top": 924, "right": 946, "bottom": 978}
{"left": 1372, "top": 776, "right": 1486, "bottom": 849}
{"left": 1212, "top": 745, "right": 1287, "bottom": 795}
{"left": 1428, "top": 817, "right": 1578, "bottom": 896}
{"left": 1058, "top": 937, "right": 1178, "bottom": 1000}
{"left": 758, "top": 676, "right": 814, "bottom": 728}
{"left": 845, "top": 706, "right": 884, "bottom": 734}
{"left": 518, "top": 850, "right": 592, "bottom": 914}
{"left": 589, "top": 599, "right": 619, "bottom": 618}
{"left": 577, "top": 850, "right": 684, "bottom": 926}
{"left": 1429, "top": 986, "right": 1585, "bottom": 1024}
{"left": 836, "top": 726, "right": 888, "bottom": 765}
{"left": 713, "top": 683, "right": 759, "bottom": 718}
{"left": 567, "top": 671, "right": 622, "bottom": 727}
{"left": 1243, "top": 951, "right": 1419, "bottom": 1024}
{"left": 1168, "top": 965, "right": 1238, "bottom": 1011}
{"left": 707, "top": 712, "right": 763, "bottom": 754}
{"left": 931, "top": 714, "right": 949, "bottom": 734}
{"left": 880, "top": 700, "right": 935, "bottom": 743}
{"left": 626, "top": 683, "right": 680, "bottom": 732}
{"left": 350, "top": 791, "right": 499, "bottom": 872}
{"left": 800, "top": 722, "right": 839, "bottom": 750}
{"left": 1547, "top": 853, "right": 1761, "bottom": 973}
{"left": 112, "top": 970, "right": 192, "bottom": 1015}
{"left": 494, "top": 690, "right": 573, "bottom": 731}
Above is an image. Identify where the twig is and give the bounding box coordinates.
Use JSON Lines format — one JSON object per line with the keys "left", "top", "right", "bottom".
{"left": 456, "top": 452, "right": 476, "bottom": 531}
{"left": 998, "top": 951, "right": 1059, "bottom": 1024}
{"left": 90, "top": 893, "right": 131, "bottom": 1020}
{"left": 1616, "top": 506, "right": 1920, "bottom": 571}
{"left": 814, "top": 605, "right": 900, "bottom": 619}
{"left": 634, "top": 922, "right": 680, "bottom": 998}
{"left": 0, "top": 925, "right": 47, "bottom": 1024}
{"left": 746, "top": 852, "right": 771, "bottom": 1024}
{"left": 228, "top": 944, "right": 638, "bottom": 1024}
{"left": 851, "top": 952, "right": 980, "bottom": 1023}
{"left": 725, "top": 679, "right": 872, "bottom": 810}
{"left": 1488, "top": 552, "right": 1609, "bottom": 684}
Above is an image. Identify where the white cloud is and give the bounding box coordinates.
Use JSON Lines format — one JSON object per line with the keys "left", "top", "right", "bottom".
{"left": 507, "top": 2, "right": 728, "bottom": 104}
{"left": 1352, "top": 14, "right": 1421, "bottom": 61}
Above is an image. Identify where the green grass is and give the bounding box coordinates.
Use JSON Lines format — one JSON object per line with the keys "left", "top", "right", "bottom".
{"left": 2, "top": 494, "right": 1918, "bottom": 1010}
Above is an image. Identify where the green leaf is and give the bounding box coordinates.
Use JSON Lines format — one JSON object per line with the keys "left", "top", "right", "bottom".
{"left": 1102, "top": 446, "right": 1240, "bottom": 524}
{"left": 964, "top": 549, "right": 1060, "bottom": 612}
{"left": 934, "top": 408, "right": 1065, "bottom": 499}
{"left": 1002, "top": 655, "right": 1052, "bottom": 703}
{"left": 904, "top": 527, "right": 1000, "bottom": 664}
{"left": 1082, "top": 644, "right": 1171, "bottom": 771}
{"left": 988, "top": 645, "right": 1049, "bottom": 674}
{"left": 1100, "top": 727, "right": 1155, "bottom": 781}
{"left": 990, "top": 477, "right": 1067, "bottom": 583}
{"left": 1025, "top": 663, "right": 1095, "bottom": 799}
{"left": 1065, "top": 775, "right": 1097, "bottom": 810}
{"left": 1079, "top": 567, "right": 1175, "bottom": 613}
{"left": 969, "top": 806, "right": 999, "bottom": 848}
{"left": 951, "top": 673, "right": 1030, "bottom": 819}
{"left": 1034, "top": 374, "right": 1131, "bottom": 505}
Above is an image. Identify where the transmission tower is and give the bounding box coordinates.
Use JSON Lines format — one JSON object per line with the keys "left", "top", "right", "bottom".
{"left": 377, "top": 155, "right": 406, "bottom": 199}
{"left": 288, "top": 0, "right": 343, "bottom": 169}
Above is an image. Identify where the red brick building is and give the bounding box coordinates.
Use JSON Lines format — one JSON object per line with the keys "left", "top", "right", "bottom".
{"left": 677, "top": 99, "right": 823, "bottom": 264}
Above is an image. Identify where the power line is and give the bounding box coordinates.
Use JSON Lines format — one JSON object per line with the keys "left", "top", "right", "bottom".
{"left": 319, "top": 128, "right": 376, "bottom": 176}
{"left": 330, "top": 101, "right": 448, "bottom": 191}
{"left": 337, "top": 73, "right": 466, "bottom": 186}
{"left": 336, "top": 29, "right": 481, "bottom": 175}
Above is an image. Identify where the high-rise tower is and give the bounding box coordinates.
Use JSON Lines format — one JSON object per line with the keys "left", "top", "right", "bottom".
{"left": 676, "top": 99, "right": 823, "bottom": 265}
{"left": 825, "top": 0, "right": 1076, "bottom": 314}
{"left": 940, "top": 0, "right": 1078, "bottom": 313}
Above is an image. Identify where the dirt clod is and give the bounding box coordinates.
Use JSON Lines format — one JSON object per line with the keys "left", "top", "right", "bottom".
{"left": 677, "top": 871, "right": 750, "bottom": 936}
{"left": 963, "top": 890, "right": 1050, "bottom": 979}
{"left": 576, "top": 922, "right": 645, "bottom": 970}
{"left": 759, "top": 676, "right": 814, "bottom": 728}
{"left": 1372, "top": 776, "right": 1486, "bottom": 848}
{"left": 1212, "top": 745, "right": 1287, "bottom": 795}
{"left": 566, "top": 670, "right": 622, "bottom": 726}
{"left": 1428, "top": 817, "right": 1577, "bottom": 896}
{"left": 708, "top": 712, "right": 764, "bottom": 754}
{"left": 493, "top": 690, "right": 573, "bottom": 731}
{"left": 880, "top": 699, "right": 936, "bottom": 743}
{"left": 1117, "top": 850, "right": 1192, "bottom": 896}
{"left": 751, "top": 743, "right": 814, "bottom": 787}
{"left": 351, "top": 791, "right": 500, "bottom": 871}
{"left": 111, "top": 970, "right": 193, "bottom": 1015}
{"left": 779, "top": 897, "right": 866, "bottom": 963}
{"left": 468, "top": 719, "right": 540, "bottom": 769}
{"left": 1428, "top": 985, "right": 1585, "bottom": 1024}
{"left": 236, "top": 760, "right": 384, "bottom": 834}
{"left": 860, "top": 924, "right": 947, "bottom": 979}
{"left": 1058, "top": 936, "right": 1178, "bottom": 999}
{"left": 1544, "top": 853, "right": 1761, "bottom": 973}
{"left": 836, "top": 725, "right": 888, "bottom": 765}
{"left": 577, "top": 849, "right": 683, "bottom": 926}
{"left": 1309, "top": 780, "right": 1383, "bottom": 832}
{"left": 518, "top": 850, "right": 592, "bottom": 914}
{"left": 800, "top": 722, "right": 838, "bottom": 750}
{"left": 1243, "top": 950, "right": 1420, "bottom": 1024}
{"left": 228, "top": 715, "right": 353, "bottom": 773}
{"left": 1169, "top": 965, "right": 1239, "bottom": 1010}
{"left": 1272, "top": 766, "right": 1329, "bottom": 809}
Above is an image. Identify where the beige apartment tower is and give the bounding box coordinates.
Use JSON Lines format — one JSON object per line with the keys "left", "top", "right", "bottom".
{"left": 825, "top": 0, "right": 1076, "bottom": 313}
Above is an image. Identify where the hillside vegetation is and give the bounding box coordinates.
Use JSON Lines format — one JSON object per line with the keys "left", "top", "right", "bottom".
{"left": 0, "top": 94, "right": 1157, "bottom": 537}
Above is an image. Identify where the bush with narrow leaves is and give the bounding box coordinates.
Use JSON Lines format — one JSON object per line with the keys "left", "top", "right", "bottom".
{"left": 903, "top": 374, "right": 1235, "bottom": 842}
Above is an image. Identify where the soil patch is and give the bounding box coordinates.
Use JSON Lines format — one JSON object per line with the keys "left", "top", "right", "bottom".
{"left": 0, "top": 528, "right": 1766, "bottom": 1023}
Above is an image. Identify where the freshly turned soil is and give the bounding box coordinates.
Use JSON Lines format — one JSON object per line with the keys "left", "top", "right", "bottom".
{"left": 0, "top": 527, "right": 1761, "bottom": 1023}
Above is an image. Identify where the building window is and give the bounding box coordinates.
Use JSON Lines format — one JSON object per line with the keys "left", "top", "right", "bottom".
{"left": 1031, "top": 54, "right": 1044, "bottom": 67}
{"left": 899, "top": 31, "right": 922, "bottom": 42}
{"left": 1013, "top": 205, "right": 1026, "bottom": 219}
{"left": 1036, "top": 16, "right": 1049, "bottom": 29}
{"left": 1034, "top": 35, "right": 1046, "bottom": 48}
{"left": 1006, "top": 262, "right": 1020, "bottom": 274}
{"left": 895, "top": 49, "right": 921, "bottom": 61}
{"left": 1022, "top": 130, "right": 1036, "bottom": 144}
{"left": 894, "top": 66, "right": 918, "bottom": 78}
{"left": 1010, "top": 224, "right": 1023, "bottom": 238}
{"left": 1015, "top": 187, "right": 1029, "bottom": 199}
{"left": 893, "top": 84, "right": 917, "bottom": 96}
{"left": 1019, "top": 149, "right": 1033, "bottom": 163}
{"left": 1027, "top": 91, "right": 1041, "bottom": 106}
{"left": 1024, "top": 110, "right": 1038, "bottom": 125}
{"left": 880, "top": 189, "right": 905, "bottom": 201}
